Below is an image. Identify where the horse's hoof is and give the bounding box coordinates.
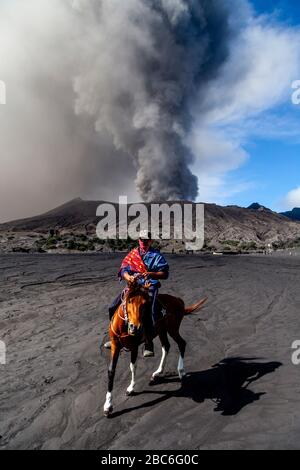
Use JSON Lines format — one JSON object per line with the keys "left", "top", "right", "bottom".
{"left": 149, "top": 375, "right": 161, "bottom": 385}
{"left": 126, "top": 390, "right": 135, "bottom": 396}
{"left": 104, "top": 406, "right": 113, "bottom": 417}
{"left": 179, "top": 372, "right": 187, "bottom": 382}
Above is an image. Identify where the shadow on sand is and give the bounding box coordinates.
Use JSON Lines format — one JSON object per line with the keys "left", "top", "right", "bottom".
{"left": 110, "top": 357, "right": 282, "bottom": 418}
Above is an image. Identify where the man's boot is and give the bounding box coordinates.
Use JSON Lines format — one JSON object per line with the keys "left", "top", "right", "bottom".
{"left": 143, "top": 312, "right": 155, "bottom": 357}
{"left": 144, "top": 339, "right": 154, "bottom": 357}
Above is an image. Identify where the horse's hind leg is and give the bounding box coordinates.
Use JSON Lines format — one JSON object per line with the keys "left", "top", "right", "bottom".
{"left": 169, "top": 330, "right": 186, "bottom": 380}
{"left": 126, "top": 347, "right": 138, "bottom": 396}
{"left": 151, "top": 329, "right": 170, "bottom": 382}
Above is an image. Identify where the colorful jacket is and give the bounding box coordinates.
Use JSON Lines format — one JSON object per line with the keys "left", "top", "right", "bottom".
{"left": 119, "top": 247, "right": 169, "bottom": 288}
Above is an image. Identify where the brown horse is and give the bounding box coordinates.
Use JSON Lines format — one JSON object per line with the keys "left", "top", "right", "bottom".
{"left": 103, "top": 286, "right": 207, "bottom": 416}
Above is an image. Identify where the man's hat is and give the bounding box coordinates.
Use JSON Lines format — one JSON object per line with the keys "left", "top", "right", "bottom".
{"left": 139, "top": 230, "right": 152, "bottom": 240}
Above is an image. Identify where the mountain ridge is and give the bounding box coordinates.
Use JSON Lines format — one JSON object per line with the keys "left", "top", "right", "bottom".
{"left": 0, "top": 198, "right": 299, "bottom": 253}
{"left": 281, "top": 207, "right": 300, "bottom": 221}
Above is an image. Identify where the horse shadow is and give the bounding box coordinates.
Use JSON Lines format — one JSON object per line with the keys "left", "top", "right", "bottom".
{"left": 109, "top": 357, "right": 282, "bottom": 418}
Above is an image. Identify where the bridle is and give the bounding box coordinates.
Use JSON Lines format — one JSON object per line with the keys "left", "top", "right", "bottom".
{"left": 119, "top": 287, "right": 129, "bottom": 323}
{"left": 110, "top": 285, "right": 148, "bottom": 344}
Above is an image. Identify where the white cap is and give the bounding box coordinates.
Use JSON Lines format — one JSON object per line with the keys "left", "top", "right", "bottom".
{"left": 139, "top": 230, "right": 151, "bottom": 239}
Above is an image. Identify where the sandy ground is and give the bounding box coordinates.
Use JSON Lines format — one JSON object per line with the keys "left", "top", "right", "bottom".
{"left": 0, "top": 253, "right": 300, "bottom": 450}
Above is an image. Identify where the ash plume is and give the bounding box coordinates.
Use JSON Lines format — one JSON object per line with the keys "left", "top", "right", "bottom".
{"left": 73, "top": 0, "right": 234, "bottom": 201}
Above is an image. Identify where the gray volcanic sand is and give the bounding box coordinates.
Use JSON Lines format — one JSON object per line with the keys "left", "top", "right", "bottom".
{"left": 0, "top": 253, "right": 300, "bottom": 450}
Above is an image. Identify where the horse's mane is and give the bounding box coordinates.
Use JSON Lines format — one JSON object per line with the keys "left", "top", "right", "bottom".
{"left": 126, "top": 286, "right": 149, "bottom": 300}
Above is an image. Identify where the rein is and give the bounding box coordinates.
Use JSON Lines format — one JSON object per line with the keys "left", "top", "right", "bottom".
{"left": 119, "top": 287, "right": 129, "bottom": 322}
{"left": 109, "top": 288, "right": 131, "bottom": 345}
{"left": 110, "top": 321, "right": 130, "bottom": 341}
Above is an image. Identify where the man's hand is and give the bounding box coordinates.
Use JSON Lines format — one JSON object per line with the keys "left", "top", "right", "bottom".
{"left": 123, "top": 272, "right": 136, "bottom": 285}
{"left": 143, "top": 271, "right": 168, "bottom": 280}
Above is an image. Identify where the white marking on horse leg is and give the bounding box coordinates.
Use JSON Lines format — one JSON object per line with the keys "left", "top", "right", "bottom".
{"left": 126, "top": 362, "right": 137, "bottom": 394}
{"left": 104, "top": 392, "right": 113, "bottom": 414}
{"left": 152, "top": 347, "right": 168, "bottom": 379}
{"left": 178, "top": 355, "right": 186, "bottom": 380}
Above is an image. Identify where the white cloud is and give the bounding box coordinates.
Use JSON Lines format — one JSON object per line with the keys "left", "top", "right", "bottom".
{"left": 283, "top": 187, "right": 300, "bottom": 209}
{"left": 189, "top": 128, "right": 248, "bottom": 174}
{"left": 195, "top": 174, "right": 254, "bottom": 206}
{"left": 187, "top": 128, "right": 251, "bottom": 204}
{"left": 187, "top": 10, "right": 300, "bottom": 203}
{"left": 198, "top": 18, "right": 300, "bottom": 125}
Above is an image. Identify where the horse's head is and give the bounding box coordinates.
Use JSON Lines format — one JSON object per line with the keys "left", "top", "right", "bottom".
{"left": 124, "top": 287, "right": 149, "bottom": 337}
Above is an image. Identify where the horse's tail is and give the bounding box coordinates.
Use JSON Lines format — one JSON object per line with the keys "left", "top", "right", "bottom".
{"left": 184, "top": 297, "right": 207, "bottom": 315}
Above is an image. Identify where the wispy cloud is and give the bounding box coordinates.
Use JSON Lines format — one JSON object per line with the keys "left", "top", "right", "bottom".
{"left": 282, "top": 187, "right": 300, "bottom": 209}
{"left": 196, "top": 173, "right": 255, "bottom": 206}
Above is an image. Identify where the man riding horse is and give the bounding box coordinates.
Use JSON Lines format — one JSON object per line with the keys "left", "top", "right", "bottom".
{"left": 104, "top": 230, "right": 169, "bottom": 357}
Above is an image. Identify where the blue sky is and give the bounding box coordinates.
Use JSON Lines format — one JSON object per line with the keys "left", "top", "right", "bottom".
{"left": 252, "top": 0, "right": 300, "bottom": 24}
{"left": 218, "top": 0, "right": 300, "bottom": 211}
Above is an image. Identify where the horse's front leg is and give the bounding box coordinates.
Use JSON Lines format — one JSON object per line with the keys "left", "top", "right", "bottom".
{"left": 104, "top": 342, "right": 120, "bottom": 416}
{"left": 126, "top": 347, "right": 138, "bottom": 396}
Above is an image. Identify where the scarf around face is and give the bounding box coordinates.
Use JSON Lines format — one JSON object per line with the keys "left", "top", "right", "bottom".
{"left": 120, "top": 247, "right": 148, "bottom": 275}
{"left": 138, "top": 239, "right": 150, "bottom": 254}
